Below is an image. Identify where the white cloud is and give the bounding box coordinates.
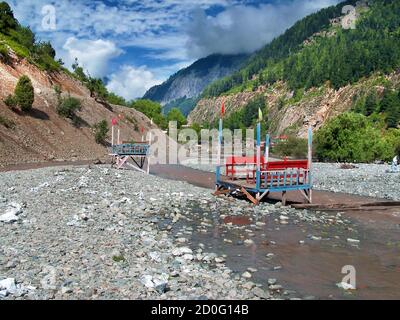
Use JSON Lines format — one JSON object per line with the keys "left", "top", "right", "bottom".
{"left": 186, "top": 0, "right": 341, "bottom": 58}
{"left": 62, "top": 37, "right": 123, "bottom": 77}
{"left": 106, "top": 65, "right": 163, "bottom": 100}
{"left": 8, "top": 0, "right": 342, "bottom": 85}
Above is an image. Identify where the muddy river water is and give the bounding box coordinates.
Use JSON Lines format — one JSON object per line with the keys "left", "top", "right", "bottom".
{"left": 152, "top": 164, "right": 400, "bottom": 300}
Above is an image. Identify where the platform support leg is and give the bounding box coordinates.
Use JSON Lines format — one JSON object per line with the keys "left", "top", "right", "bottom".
{"left": 213, "top": 185, "right": 230, "bottom": 196}
{"left": 241, "top": 187, "right": 258, "bottom": 205}
{"left": 282, "top": 191, "right": 287, "bottom": 206}
{"left": 117, "top": 156, "right": 129, "bottom": 169}
{"left": 256, "top": 190, "right": 270, "bottom": 203}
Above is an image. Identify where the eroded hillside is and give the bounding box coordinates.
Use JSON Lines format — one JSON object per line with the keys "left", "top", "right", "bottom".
{"left": 189, "top": 72, "right": 400, "bottom": 138}
{"left": 0, "top": 51, "right": 155, "bottom": 167}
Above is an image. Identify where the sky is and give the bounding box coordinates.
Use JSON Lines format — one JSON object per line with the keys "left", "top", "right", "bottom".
{"left": 8, "top": 0, "right": 341, "bottom": 100}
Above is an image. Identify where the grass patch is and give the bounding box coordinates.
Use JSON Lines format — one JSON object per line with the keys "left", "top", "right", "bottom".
{"left": 94, "top": 120, "right": 108, "bottom": 144}
{"left": 125, "top": 115, "right": 139, "bottom": 131}
{"left": 0, "top": 115, "right": 16, "bottom": 129}
{"left": 0, "top": 34, "right": 29, "bottom": 59}
{"left": 0, "top": 43, "right": 10, "bottom": 62}
{"left": 112, "top": 255, "right": 126, "bottom": 263}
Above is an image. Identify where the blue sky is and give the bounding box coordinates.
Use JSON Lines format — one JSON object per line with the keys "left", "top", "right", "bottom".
{"left": 8, "top": 0, "right": 340, "bottom": 100}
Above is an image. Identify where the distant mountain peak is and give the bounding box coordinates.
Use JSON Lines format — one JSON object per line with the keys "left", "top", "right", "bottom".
{"left": 143, "top": 53, "right": 248, "bottom": 110}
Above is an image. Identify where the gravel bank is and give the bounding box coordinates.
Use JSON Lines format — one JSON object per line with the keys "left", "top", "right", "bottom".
{"left": 182, "top": 161, "right": 400, "bottom": 201}
{"left": 313, "top": 163, "right": 400, "bottom": 201}
{"left": 0, "top": 165, "right": 274, "bottom": 300}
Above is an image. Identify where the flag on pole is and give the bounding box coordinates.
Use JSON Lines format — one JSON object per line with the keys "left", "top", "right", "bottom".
{"left": 221, "top": 100, "right": 225, "bottom": 118}
{"left": 258, "top": 108, "right": 263, "bottom": 122}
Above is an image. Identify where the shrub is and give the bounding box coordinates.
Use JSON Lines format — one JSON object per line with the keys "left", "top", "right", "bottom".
{"left": 94, "top": 120, "right": 108, "bottom": 144}
{"left": 86, "top": 77, "right": 108, "bottom": 101}
{"left": 130, "top": 99, "right": 167, "bottom": 129}
{"left": 0, "top": 43, "right": 9, "bottom": 62}
{"left": 273, "top": 136, "right": 308, "bottom": 158}
{"left": 315, "top": 112, "right": 393, "bottom": 163}
{"left": 9, "top": 25, "right": 35, "bottom": 50}
{"left": 14, "top": 75, "right": 34, "bottom": 112}
{"left": 167, "top": 108, "right": 187, "bottom": 129}
{"left": 0, "top": 115, "right": 15, "bottom": 129}
{"left": 57, "top": 96, "right": 81, "bottom": 119}
{"left": 379, "top": 129, "right": 400, "bottom": 161}
{"left": 3, "top": 94, "right": 16, "bottom": 108}
{"left": 107, "top": 93, "right": 127, "bottom": 106}
{"left": 33, "top": 41, "right": 55, "bottom": 59}
{"left": 53, "top": 85, "right": 62, "bottom": 98}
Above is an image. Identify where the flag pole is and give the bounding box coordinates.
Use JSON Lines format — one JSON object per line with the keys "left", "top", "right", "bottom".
{"left": 112, "top": 125, "right": 114, "bottom": 147}
{"left": 256, "top": 122, "right": 261, "bottom": 194}
{"left": 216, "top": 100, "right": 225, "bottom": 190}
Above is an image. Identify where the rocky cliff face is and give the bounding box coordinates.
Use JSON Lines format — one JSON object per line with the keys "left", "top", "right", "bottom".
{"left": 188, "top": 91, "right": 259, "bottom": 125}
{"left": 0, "top": 50, "right": 155, "bottom": 167}
{"left": 143, "top": 54, "right": 247, "bottom": 106}
{"left": 189, "top": 72, "right": 400, "bottom": 138}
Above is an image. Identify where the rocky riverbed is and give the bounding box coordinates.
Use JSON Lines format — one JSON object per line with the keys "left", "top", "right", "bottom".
{"left": 0, "top": 165, "right": 285, "bottom": 300}
{"left": 182, "top": 161, "right": 400, "bottom": 201}
{"left": 1, "top": 165, "right": 399, "bottom": 300}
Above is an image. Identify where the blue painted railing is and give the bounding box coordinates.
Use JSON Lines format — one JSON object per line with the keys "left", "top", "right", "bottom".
{"left": 111, "top": 143, "right": 150, "bottom": 156}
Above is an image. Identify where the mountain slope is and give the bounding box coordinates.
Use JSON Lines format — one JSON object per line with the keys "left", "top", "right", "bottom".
{"left": 143, "top": 54, "right": 248, "bottom": 110}
{"left": 189, "top": 72, "right": 400, "bottom": 136}
{"left": 189, "top": 0, "right": 400, "bottom": 136}
{"left": 0, "top": 49, "right": 155, "bottom": 167}
{"left": 201, "top": 0, "right": 356, "bottom": 98}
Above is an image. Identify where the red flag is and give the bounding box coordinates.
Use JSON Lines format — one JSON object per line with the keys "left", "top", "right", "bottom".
{"left": 140, "top": 126, "right": 145, "bottom": 134}
{"left": 221, "top": 100, "right": 225, "bottom": 118}
{"left": 111, "top": 118, "right": 118, "bottom": 126}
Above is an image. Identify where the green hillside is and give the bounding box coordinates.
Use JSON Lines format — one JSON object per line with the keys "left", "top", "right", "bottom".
{"left": 202, "top": 0, "right": 399, "bottom": 98}
{"left": 0, "top": 1, "right": 128, "bottom": 107}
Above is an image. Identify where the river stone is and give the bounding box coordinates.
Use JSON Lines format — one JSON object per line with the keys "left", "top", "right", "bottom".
{"left": 253, "top": 287, "right": 270, "bottom": 300}
{"left": 347, "top": 238, "right": 360, "bottom": 244}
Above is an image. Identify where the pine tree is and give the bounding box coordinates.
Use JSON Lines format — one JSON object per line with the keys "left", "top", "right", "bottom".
{"left": 365, "top": 91, "right": 379, "bottom": 116}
